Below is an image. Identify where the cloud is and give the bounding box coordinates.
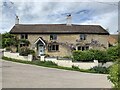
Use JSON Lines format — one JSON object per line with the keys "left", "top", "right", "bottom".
{"left": 1, "top": 0, "right": 118, "bottom": 34}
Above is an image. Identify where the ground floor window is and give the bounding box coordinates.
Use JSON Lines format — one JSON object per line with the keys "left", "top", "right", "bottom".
{"left": 20, "top": 43, "right": 29, "bottom": 47}
{"left": 48, "top": 44, "right": 59, "bottom": 51}
{"left": 78, "top": 46, "right": 89, "bottom": 51}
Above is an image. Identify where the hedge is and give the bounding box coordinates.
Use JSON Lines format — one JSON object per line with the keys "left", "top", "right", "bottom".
{"left": 72, "top": 46, "right": 118, "bottom": 63}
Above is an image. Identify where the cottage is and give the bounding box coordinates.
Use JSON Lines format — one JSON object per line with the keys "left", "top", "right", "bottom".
{"left": 10, "top": 15, "right": 109, "bottom": 57}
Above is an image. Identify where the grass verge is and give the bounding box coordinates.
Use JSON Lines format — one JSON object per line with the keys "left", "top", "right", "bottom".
{"left": 2, "top": 56, "right": 108, "bottom": 74}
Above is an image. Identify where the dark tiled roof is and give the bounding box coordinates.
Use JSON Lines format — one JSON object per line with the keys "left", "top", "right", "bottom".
{"left": 10, "top": 24, "right": 109, "bottom": 35}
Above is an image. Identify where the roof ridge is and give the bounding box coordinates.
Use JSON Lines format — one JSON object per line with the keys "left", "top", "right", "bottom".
{"left": 15, "top": 24, "right": 101, "bottom": 26}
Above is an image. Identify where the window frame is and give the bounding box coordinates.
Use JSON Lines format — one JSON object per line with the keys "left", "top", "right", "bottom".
{"left": 80, "top": 34, "right": 86, "bottom": 40}
{"left": 48, "top": 44, "right": 59, "bottom": 52}
{"left": 77, "top": 46, "right": 89, "bottom": 51}
{"left": 20, "top": 34, "right": 28, "bottom": 39}
{"left": 50, "top": 34, "right": 57, "bottom": 40}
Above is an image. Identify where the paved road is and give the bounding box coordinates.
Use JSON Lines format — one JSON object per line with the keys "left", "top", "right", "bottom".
{"left": 2, "top": 60, "right": 112, "bottom": 88}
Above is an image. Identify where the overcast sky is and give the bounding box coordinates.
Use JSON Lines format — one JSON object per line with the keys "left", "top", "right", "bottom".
{"left": 0, "top": 0, "right": 119, "bottom": 34}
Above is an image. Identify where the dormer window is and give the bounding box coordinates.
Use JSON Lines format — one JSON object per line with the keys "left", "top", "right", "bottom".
{"left": 21, "top": 34, "right": 28, "bottom": 39}
{"left": 80, "top": 34, "right": 86, "bottom": 40}
{"left": 50, "top": 34, "right": 57, "bottom": 40}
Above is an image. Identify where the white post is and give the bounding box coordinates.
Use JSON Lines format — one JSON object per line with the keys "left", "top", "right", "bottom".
{"left": 94, "top": 60, "right": 98, "bottom": 66}
{"left": 28, "top": 54, "right": 33, "bottom": 61}
{"left": 41, "top": 56, "right": 45, "bottom": 61}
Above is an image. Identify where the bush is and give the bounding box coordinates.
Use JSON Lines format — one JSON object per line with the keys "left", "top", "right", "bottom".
{"left": 89, "top": 49, "right": 108, "bottom": 63}
{"left": 108, "top": 60, "right": 120, "bottom": 88}
{"left": 72, "top": 50, "right": 95, "bottom": 62}
{"left": 6, "top": 47, "right": 11, "bottom": 51}
{"left": 72, "top": 49, "right": 116, "bottom": 63}
{"left": 72, "top": 65, "right": 80, "bottom": 71}
{"left": 107, "top": 46, "right": 118, "bottom": 61}
{"left": 19, "top": 47, "right": 35, "bottom": 56}
{"left": 90, "top": 66, "right": 109, "bottom": 74}
{"left": 2, "top": 32, "right": 19, "bottom": 48}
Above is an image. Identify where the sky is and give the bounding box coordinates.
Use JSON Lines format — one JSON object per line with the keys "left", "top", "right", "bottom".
{"left": 0, "top": 0, "right": 119, "bottom": 34}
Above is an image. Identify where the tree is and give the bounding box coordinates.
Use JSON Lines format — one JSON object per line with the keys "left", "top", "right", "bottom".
{"left": 2, "top": 32, "right": 19, "bottom": 48}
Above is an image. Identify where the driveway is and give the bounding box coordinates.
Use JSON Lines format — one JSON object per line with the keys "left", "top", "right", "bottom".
{"left": 2, "top": 60, "right": 112, "bottom": 88}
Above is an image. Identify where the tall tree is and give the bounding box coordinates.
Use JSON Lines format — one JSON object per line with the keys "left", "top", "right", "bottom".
{"left": 2, "top": 32, "right": 19, "bottom": 48}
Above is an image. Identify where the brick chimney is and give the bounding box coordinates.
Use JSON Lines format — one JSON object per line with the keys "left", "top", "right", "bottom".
{"left": 66, "top": 14, "right": 72, "bottom": 26}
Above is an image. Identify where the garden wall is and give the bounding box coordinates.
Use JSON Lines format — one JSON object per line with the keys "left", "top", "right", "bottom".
{"left": 3, "top": 51, "right": 33, "bottom": 61}
{"left": 44, "top": 57, "right": 98, "bottom": 69}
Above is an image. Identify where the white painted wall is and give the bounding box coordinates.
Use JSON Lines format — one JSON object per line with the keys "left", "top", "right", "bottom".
{"left": 45, "top": 57, "right": 99, "bottom": 69}
{"left": 3, "top": 52, "right": 33, "bottom": 61}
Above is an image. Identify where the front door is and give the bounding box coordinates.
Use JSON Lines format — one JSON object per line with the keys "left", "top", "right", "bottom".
{"left": 39, "top": 45, "right": 45, "bottom": 56}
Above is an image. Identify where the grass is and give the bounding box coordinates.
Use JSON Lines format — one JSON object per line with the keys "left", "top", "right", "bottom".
{"left": 2, "top": 56, "right": 108, "bottom": 74}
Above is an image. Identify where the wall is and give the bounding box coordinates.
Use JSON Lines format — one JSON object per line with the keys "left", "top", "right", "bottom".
{"left": 3, "top": 51, "right": 33, "bottom": 61}
{"left": 45, "top": 57, "right": 98, "bottom": 69}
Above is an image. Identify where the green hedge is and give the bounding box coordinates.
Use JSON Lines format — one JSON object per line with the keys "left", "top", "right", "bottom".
{"left": 72, "top": 46, "right": 118, "bottom": 62}
{"left": 72, "top": 50, "right": 94, "bottom": 62}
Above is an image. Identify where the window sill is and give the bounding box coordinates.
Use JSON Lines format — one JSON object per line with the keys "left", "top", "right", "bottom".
{"left": 48, "top": 50, "right": 60, "bottom": 52}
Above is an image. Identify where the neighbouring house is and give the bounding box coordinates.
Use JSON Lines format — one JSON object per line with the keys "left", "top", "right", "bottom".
{"left": 108, "top": 34, "right": 118, "bottom": 46}
{"left": 10, "top": 15, "right": 109, "bottom": 57}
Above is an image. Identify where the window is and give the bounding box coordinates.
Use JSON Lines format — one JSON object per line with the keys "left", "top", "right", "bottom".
{"left": 21, "top": 34, "right": 28, "bottom": 39}
{"left": 78, "top": 46, "right": 89, "bottom": 51}
{"left": 50, "top": 34, "right": 57, "bottom": 40}
{"left": 48, "top": 44, "right": 59, "bottom": 51}
{"left": 80, "top": 34, "right": 86, "bottom": 40}
{"left": 20, "top": 43, "right": 29, "bottom": 47}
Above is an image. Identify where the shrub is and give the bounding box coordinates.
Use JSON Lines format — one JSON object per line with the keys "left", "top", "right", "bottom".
{"left": 19, "top": 47, "right": 35, "bottom": 56}
{"left": 72, "top": 65, "right": 80, "bottom": 71}
{"left": 90, "top": 66, "right": 109, "bottom": 74}
{"left": 72, "top": 49, "right": 115, "bottom": 63}
{"left": 72, "top": 50, "right": 94, "bottom": 62}
{"left": 89, "top": 49, "right": 109, "bottom": 63}
{"left": 2, "top": 32, "right": 19, "bottom": 48}
{"left": 108, "top": 60, "right": 120, "bottom": 88}
{"left": 6, "top": 47, "right": 11, "bottom": 51}
{"left": 107, "top": 46, "right": 118, "bottom": 61}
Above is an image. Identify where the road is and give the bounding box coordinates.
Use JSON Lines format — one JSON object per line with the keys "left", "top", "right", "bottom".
{"left": 2, "top": 60, "right": 112, "bottom": 88}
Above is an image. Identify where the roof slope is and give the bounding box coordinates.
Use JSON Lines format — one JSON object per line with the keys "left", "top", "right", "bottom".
{"left": 10, "top": 24, "right": 109, "bottom": 35}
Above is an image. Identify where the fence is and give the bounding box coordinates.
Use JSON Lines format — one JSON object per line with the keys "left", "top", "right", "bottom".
{"left": 3, "top": 51, "right": 33, "bottom": 61}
